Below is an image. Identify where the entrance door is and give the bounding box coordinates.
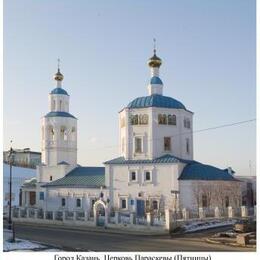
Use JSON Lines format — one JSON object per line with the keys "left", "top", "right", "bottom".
{"left": 136, "top": 200, "right": 145, "bottom": 217}
{"left": 29, "top": 191, "right": 36, "bottom": 206}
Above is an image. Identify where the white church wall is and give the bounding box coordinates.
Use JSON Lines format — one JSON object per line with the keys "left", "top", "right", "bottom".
{"left": 107, "top": 163, "right": 181, "bottom": 211}
{"left": 119, "top": 107, "right": 193, "bottom": 161}
{"left": 41, "top": 116, "right": 77, "bottom": 166}
{"left": 37, "top": 164, "right": 76, "bottom": 183}
{"left": 37, "top": 187, "right": 108, "bottom": 211}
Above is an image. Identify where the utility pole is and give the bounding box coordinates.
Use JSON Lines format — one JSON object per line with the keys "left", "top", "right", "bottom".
{"left": 8, "top": 142, "right": 15, "bottom": 231}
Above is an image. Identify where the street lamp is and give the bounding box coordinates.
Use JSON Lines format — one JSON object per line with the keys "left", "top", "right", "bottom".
{"left": 8, "top": 145, "right": 15, "bottom": 230}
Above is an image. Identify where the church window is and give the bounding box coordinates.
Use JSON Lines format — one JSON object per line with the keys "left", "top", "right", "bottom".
{"left": 158, "top": 114, "right": 167, "bottom": 124}
{"left": 39, "top": 192, "right": 44, "bottom": 200}
{"left": 130, "top": 115, "right": 138, "bottom": 125}
{"left": 120, "top": 198, "right": 127, "bottom": 209}
{"left": 164, "top": 137, "right": 171, "bottom": 151}
{"left": 61, "top": 198, "right": 66, "bottom": 207}
{"left": 141, "top": 114, "right": 149, "bottom": 124}
{"left": 135, "top": 137, "right": 142, "bottom": 153}
{"left": 130, "top": 171, "right": 137, "bottom": 181}
{"left": 202, "top": 194, "right": 208, "bottom": 208}
{"left": 50, "top": 176, "right": 53, "bottom": 181}
{"left": 76, "top": 198, "right": 82, "bottom": 208}
{"left": 184, "top": 118, "right": 191, "bottom": 129}
{"left": 52, "top": 100, "right": 56, "bottom": 110}
{"left": 49, "top": 126, "right": 55, "bottom": 140}
{"left": 168, "top": 115, "right": 176, "bottom": 125}
{"left": 225, "top": 196, "right": 229, "bottom": 208}
{"left": 186, "top": 138, "right": 190, "bottom": 154}
{"left": 144, "top": 171, "right": 151, "bottom": 181}
{"left": 152, "top": 200, "right": 158, "bottom": 210}
{"left": 59, "top": 100, "right": 62, "bottom": 110}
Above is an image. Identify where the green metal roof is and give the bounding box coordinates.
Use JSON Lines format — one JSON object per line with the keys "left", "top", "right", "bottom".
{"left": 42, "top": 167, "right": 105, "bottom": 188}
{"left": 104, "top": 154, "right": 194, "bottom": 165}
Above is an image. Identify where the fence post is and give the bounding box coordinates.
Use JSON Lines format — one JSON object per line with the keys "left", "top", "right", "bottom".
{"left": 214, "top": 207, "right": 220, "bottom": 218}
{"left": 84, "top": 211, "right": 88, "bottom": 221}
{"left": 182, "top": 208, "right": 189, "bottom": 220}
{"left": 43, "top": 211, "right": 47, "bottom": 219}
{"left": 228, "top": 206, "right": 234, "bottom": 218}
{"left": 62, "top": 211, "right": 66, "bottom": 221}
{"left": 26, "top": 208, "right": 29, "bottom": 218}
{"left": 165, "top": 209, "right": 173, "bottom": 231}
{"left": 115, "top": 211, "right": 119, "bottom": 225}
{"left": 52, "top": 211, "right": 56, "bottom": 220}
{"left": 146, "top": 212, "right": 151, "bottom": 226}
{"left": 130, "top": 212, "right": 135, "bottom": 225}
{"left": 34, "top": 209, "right": 38, "bottom": 219}
{"left": 18, "top": 208, "right": 21, "bottom": 218}
{"left": 241, "top": 206, "right": 248, "bottom": 218}
{"left": 73, "top": 211, "right": 77, "bottom": 221}
{"left": 199, "top": 208, "right": 205, "bottom": 219}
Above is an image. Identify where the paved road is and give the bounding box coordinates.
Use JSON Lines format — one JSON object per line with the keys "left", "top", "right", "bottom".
{"left": 8, "top": 222, "right": 255, "bottom": 252}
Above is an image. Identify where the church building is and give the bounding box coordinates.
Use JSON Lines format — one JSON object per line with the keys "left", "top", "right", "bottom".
{"left": 21, "top": 48, "right": 241, "bottom": 218}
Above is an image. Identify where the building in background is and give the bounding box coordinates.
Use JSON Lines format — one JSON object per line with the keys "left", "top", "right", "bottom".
{"left": 3, "top": 163, "right": 36, "bottom": 217}
{"left": 3, "top": 148, "right": 41, "bottom": 169}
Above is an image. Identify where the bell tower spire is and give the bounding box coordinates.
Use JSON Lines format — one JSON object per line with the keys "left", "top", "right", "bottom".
{"left": 54, "top": 58, "right": 64, "bottom": 88}
{"left": 147, "top": 39, "right": 163, "bottom": 95}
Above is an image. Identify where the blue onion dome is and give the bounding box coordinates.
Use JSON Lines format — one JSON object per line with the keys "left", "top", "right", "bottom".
{"left": 150, "top": 76, "right": 163, "bottom": 85}
{"left": 148, "top": 52, "right": 162, "bottom": 68}
{"left": 127, "top": 94, "right": 186, "bottom": 110}
{"left": 50, "top": 87, "right": 69, "bottom": 95}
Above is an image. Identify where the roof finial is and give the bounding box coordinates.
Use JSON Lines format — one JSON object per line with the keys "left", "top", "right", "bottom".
{"left": 57, "top": 58, "right": 61, "bottom": 72}
{"left": 153, "top": 38, "right": 156, "bottom": 55}
{"left": 53, "top": 58, "right": 64, "bottom": 83}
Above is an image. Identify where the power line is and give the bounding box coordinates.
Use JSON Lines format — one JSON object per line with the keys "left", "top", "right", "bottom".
{"left": 84, "top": 118, "right": 256, "bottom": 151}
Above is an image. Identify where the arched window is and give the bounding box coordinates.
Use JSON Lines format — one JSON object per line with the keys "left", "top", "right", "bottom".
{"left": 131, "top": 114, "right": 138, "bottom": 125}
{"left": 140, "top": 114, "right": 148, "bottom": 125}
{"left": 158, "top": 114, "right": 165, "bottom": 124}
{"left": 162, "top": 114, "right": 167, "bottom": 124}
{"left": 60, "top": 126, "right": 67, "bottom": 141}
{"left": 49, "top": 126, "right": 55, "bottom": 140}
{"left": 168, "top": 115, "right": 176, "bottom": 125}
{"left": 71, "top": 127, "right": 76, "bottom": 141}
{"left": 76, "top": 198, "right": 81, "bottom": 208}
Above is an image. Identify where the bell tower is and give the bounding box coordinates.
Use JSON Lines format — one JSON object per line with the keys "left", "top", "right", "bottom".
{"left": 41, "top": 63, "right": 77, "bottom": 166}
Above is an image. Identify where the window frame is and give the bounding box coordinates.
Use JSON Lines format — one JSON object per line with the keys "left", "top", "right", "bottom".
{"left": 119, "top": 197, "right": 128, "bottom": 210}
{"left": 164, "top": 137, "right": 171, "bottom": 151}
{"left": 61, "top": 197, "right": 66, "bottom": 207}
{"left": 129, "top": 171, "right": 137, "bottom": 182}
{"left": 144, "top": 170, "right": 153, "bottom": 183}
{"left": 76, "top": 198, "right": 82, "bottom": 208}
{"left": 134, "top": 136, "right": 143, "bottom": 154}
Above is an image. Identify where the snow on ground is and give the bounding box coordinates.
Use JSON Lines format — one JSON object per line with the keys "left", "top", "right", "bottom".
{"left": 183, "top": 219, "right": 236, "bottom": 233}
{"left": 3, "top": 229, "right": 61, "bottom": 252}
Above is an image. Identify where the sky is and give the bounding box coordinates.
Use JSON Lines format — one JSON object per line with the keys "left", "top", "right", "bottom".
{"left": 4, "top": 0, "right": 256, "bottom": 176}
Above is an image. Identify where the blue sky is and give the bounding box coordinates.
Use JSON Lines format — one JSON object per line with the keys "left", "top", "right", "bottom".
{"left": 4, "top": 0, "right": 256, "bottom": 175}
